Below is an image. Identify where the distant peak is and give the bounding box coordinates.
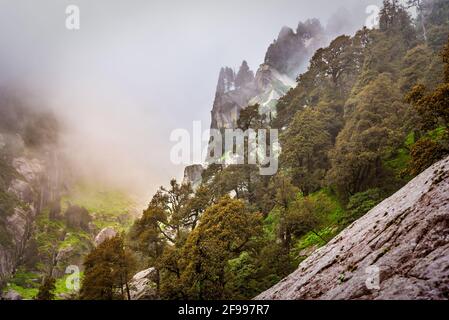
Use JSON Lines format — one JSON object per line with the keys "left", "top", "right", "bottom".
{"left": 278, "top": 26, "right": 295, "bottom": 39}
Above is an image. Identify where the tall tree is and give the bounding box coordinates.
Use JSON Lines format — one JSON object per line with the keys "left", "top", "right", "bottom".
{"left": 35, "top": 276, "right": 56, "bottom": 300}
{"left": 179, "top": 196, "right": 262, "bottom": 300}
{"left": 80, "top": 235, "right": 136, "bottom": 300}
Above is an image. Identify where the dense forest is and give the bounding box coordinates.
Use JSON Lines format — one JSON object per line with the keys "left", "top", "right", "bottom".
{"left": 74, "top": 0, "right": 449, "bottom": 300}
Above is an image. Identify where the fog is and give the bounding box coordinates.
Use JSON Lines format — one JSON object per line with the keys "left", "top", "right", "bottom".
{"left": 0, "top": 0, "right": 383, "bottom": 200}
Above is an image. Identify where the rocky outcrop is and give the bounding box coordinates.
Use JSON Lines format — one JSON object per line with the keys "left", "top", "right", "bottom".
{"left": 207, "top": 19, "right": 326, "bottom": 163}
{"left": 183, "top": 165, "right": 204, "bottom": 190}
{"left": 265, "top": 19, "right": 324, "bottom": 78}
{"left": 1, "top": 289, "right": 22, "bottom": 300}
{"left": 94, "top": 227, "right": 117, "bottom": 246}
{"left": 210, "top": 63, "right": 259, "bottom": 130}
{"left": 0, "top": 154, "right": 43, "bottom": 282}
{"left": 129, "top": 267, "right": 158, "bottom": 300}
{"left": 256, "top": 156, "right": 449, "bottom": 300}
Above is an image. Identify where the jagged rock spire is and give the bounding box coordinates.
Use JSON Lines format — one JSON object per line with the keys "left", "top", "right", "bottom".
{"left": 235, "top": 60, "right": 255, "bottom": 88}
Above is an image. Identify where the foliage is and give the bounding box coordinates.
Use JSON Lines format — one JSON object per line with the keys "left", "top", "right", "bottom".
{"left": 405, "top": 37, "right": 449, "bottom": 174}
{"left": 343, "top": 189, "right": 385, "bottom": 225}
{"left": 173, "top": 197, "right": 262, "bottom": 300}
{"left": 80, "top": 235, "right": 136, "bottom": 300}
{"left": 35, "top": 277, "right": 56, "bottom": 300}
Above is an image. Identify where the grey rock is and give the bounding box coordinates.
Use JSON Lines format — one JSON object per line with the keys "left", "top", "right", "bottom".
{"left": 8, "top": 179, "right": 34, "bottom": 203}
{"left": 129, "top": 267, "right": 158, "bottom": 300}
{"left": 1, "top": 289, "right": 22, "bottom": 300}
{"left": 183, "top": 165, "right": 204, "bottom": 190}
{"left": 94, "top": 227, "right": 117, "bottom": 246}
{"left": 256, "top": 156, "right": 449, "bottom": 300}
{"left": 12, "top": 157, "right": 44, "bottom": 182}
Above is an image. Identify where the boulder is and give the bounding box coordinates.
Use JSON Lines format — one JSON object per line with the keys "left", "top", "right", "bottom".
{"left": 128, "top": 267, "right": 158, "bottom": 300}
{"left": 94, "top": 227, "right": 117, "bottom": 246}
{"left": 1, "top": 289, "right": 22, "bottom": 300}
{"left": 257, "top": 156, "right": 449, "bottom": 300}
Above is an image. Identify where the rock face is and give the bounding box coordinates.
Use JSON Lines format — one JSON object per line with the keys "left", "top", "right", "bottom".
{"left": 94, "top": 227, "right": 117, "bottom": 246}
{"left": 265, "top": 19, "right": 324, "bottom": 78}
{"left": 0, "top": 153, "right": 43, "bottom": 283}
{"left": 206, "top": 19, "right": 326, "bottom": 163}
{"left": 257, "top": 156, "right": 449, "bottom": 300}
{"left": 183, "top": 165, "right": 204, "bottom": 190}
{"left": 129, "top": 267, "right": 158, "bottom": 300}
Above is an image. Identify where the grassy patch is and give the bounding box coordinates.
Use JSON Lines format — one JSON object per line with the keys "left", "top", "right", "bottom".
{"left": 54, "top": 272, "right": 83, "bottom": 299}
{"left": 3, "top": 270, "right": 40, "bottom": 300}
{"left": 61, "top": 183, "right": 137, "bottom": 232}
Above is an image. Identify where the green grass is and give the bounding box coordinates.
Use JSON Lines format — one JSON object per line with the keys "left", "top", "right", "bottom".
{"left": 3, "top": 271, "right": 84, "bottom": 300}
{"left": 4, "top": 283, "right": 38, "bottom": 300}
{"left": 385, "top": 147, "right": 411, "bottom": 173}
{"left": 263, "top": 188, "right": 347, "bottom": 263}
{"left": 3, "top": 270, "right": 40, "bottom": 300}
{"left": 61, "top": 183, "right": 137, "bottom": 232}
{"left": 292, "top": 189, "right": 346, "bottom": 260}
{"left": 59, "top": 231, "right": 91, "bottom": 251}
{"left": 263, "top": 208, "right": 280, "bottom": 241}
{"left": 54, "top": 272, "right": 83, "bottom": 299}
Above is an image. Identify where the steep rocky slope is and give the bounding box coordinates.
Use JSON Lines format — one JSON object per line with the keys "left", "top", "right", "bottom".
{"left": 257, "top": 156, "right": 449, "bottom": 300}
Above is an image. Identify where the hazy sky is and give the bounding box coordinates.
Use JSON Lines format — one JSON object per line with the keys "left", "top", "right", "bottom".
{"left": 0, "top": 0, "right": 383, "bottom": 199}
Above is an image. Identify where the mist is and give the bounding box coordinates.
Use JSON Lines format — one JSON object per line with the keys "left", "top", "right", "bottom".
{"left": 0, "top": 0, "right": 383, "bottom": 200}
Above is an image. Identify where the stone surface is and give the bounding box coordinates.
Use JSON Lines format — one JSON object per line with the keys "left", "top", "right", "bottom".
{"left": 183, "top": 165, "right": 204, "bottom": 190}
{"left": 206, "top": 20, "right": 326, "bottom": 163}
{"left": 94, "top": 227, "right": 117, "bottom": 246}
{"left": 257, "top": 156, "right": 449, "bottom": 300}
{"left": 1, "top": 289, "right": 22, "bottom": 300}
{"left": 129, "top": 267, "right": 158, "bottom": 300}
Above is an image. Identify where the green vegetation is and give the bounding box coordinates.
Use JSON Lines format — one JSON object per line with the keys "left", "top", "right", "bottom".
{"left": 2, "top": 270, "right": 39, "bottom": 300}
{"left": 80, "top": 235, "right": 136, "bottom": 300}
{"left": 61, "top": 183, "right": 137, "bottom": 231}
{"left": 35, "top": 277, "right": 56, "bottom": 300}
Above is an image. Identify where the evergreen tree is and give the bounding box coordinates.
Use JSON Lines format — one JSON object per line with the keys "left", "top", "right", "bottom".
{"left": 178, "top": 196, "right": 262, "bottom": 300}
{"left": 35, "top": 276, "right": 56, "bottom": 300}
{"left": 80, "top": 235, "right": 136, "bottom": 300}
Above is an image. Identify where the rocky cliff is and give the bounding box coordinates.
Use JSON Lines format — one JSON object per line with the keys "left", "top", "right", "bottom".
{"left": 256, "top": 156, "right": 449, "bottom": 300}
{"left": 0, "top": 92, "right": 65, "bottom": 285}
{"left": 209, "top": 19, "right": 326, "bottom": 133}
{"left": 182, "top": 165, "right": 204, "bottom": 190}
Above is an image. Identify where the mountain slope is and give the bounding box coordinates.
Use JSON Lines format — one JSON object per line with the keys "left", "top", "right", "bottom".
{"left": 256, "top": 156, "right": 449, "bottom": 300}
